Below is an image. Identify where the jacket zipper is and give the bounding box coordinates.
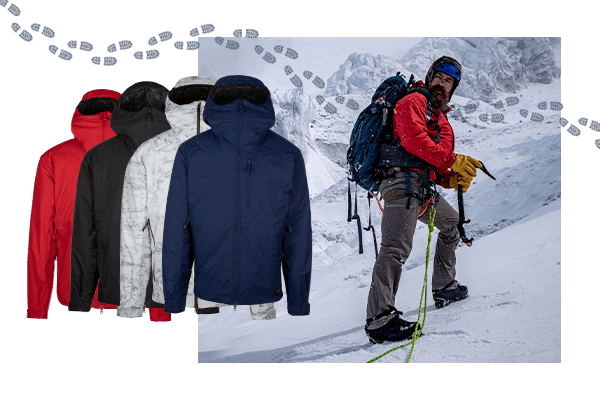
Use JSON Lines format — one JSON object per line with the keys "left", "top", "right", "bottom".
{"left": 145, "top": 109, "right": 152, "bottom": 149}
{"left": 234, "top": 101, "right": 244, "bottom": 309}
{"left": 245, "top": 158, "right": 253, "bottom": 207}
{"left": 102, "top": 112, "right": 107, "bottom": 139}
{"left": 95, "top": 224, "right": 103, "bottom": 316}
{"left": 142, "top": 219, "right": 156, "bottom": 283}
{"left": 197, "top": 102, "right": 202, "bottom": 135}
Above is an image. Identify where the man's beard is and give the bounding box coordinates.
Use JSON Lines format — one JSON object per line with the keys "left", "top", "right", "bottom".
{"left": 429, "top": 85, "right": 449, "bottom": 109}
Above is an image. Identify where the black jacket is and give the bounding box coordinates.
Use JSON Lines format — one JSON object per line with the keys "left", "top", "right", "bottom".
{"left": 69, "top": 81, "right": 171, "bottom": 310}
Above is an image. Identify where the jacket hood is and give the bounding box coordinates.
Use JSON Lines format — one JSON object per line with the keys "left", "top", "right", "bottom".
{"left": 71, "top": 89, "right": 120, "bottom": 152}
{"left": 110, "top": 81, "right": 171, "bottom": 148}
{"left": 203, "top": 75, "right": 275, "bottom": 147}
{"left": 165, "top": 76, "right": 216, "bottom": 140}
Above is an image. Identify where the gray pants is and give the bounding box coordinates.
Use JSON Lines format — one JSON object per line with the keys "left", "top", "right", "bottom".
{"left": 366, "top": 172, "right": 460, "bottom": 321}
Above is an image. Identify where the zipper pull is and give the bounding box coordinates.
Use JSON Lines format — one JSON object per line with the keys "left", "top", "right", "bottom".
{"left": 183, "top": 216, "right": 190, "bottom": 229}
{"left": 147, "top": 109, "right": 152, "bottom": 121}
{"left": 100, "top": 304, "right": 104, "bottom": 315}
{"left": 234, "top": 303, "right": 237, "bottom": 311}
{"left": 142, "top": 219, "right": 149, "bottom": 231}
{"left": 143, "top": 306, "right": 146, "bottom": 314}
{"left": 245, "top": 158, "right": 253, "bottom": 172}
{"left": 197, "top": 102, "right": 202, "bottom": 135}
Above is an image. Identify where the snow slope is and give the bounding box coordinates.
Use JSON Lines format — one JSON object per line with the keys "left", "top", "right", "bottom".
{"left": 197, "top": 38, "right": 561, "bottom": 363}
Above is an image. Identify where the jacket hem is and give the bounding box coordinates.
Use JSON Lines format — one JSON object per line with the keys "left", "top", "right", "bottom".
{"left": 195, "top": 291, "right": 284, "bottom": 306}
{"left": 116, "top": 306, "right": 143, "bottom": 318}
{"left": 97, "top": 292, "right": 120, "bottom": 307}
{"left": 149, "top": 308, "right": 171, "bottom": 322}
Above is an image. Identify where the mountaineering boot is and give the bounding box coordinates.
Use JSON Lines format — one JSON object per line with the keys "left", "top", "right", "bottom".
{"left": 433, "top": 281, "right": 468, "bottom": 308}
{"left": 365, "top": 308, "right": 420, "bottom": 344}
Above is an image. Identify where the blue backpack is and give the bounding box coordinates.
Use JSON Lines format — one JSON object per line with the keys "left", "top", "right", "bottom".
{"left": 346, "top": 72, "right": 417, "bottom": 255}
{"left": 346, "top": 72, "right": 441, "bottom": 256}
{"left": 347, "top": 72, "right": 415, "bottom": 192}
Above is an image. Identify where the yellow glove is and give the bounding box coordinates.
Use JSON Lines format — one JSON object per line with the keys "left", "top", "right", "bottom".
{"left": 451, "top": 154, "right": 482, "bottom": 179}
{"left": 449, "top": 174, "right": 473, "bottom": 193}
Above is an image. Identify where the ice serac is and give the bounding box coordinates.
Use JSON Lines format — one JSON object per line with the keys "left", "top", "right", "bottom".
{"left": 324, "top": 53, "right": 400, "bottom": 97}
{"left": 272, "top": 86, "right": 346, "bottom": 197}
{"left": 323, "top": 38, "right": 560, "bottom": 104}
{"left": 398, "top": 37, "right": 560, "bottom": 102}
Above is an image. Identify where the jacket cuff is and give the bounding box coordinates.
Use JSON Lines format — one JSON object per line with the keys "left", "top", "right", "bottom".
{"left": 442, "top": 153, "right": 456, "bottom": 170}
{"left": 68, "top": 298, "right": 92, "bottom": 312}
{"left": 27, "top": 307, "right": 49, "bottom": 319}
{"left": 288, "top": 302, "right": 310, "bottom": 316}
{"left": 117, "top": 306, "right": 143, "bottom": 318}
{"left": 164, "top": 297, "right": 186, "bottom": 314}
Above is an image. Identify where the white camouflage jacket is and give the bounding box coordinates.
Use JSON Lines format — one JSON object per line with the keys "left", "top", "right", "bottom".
{"left": 118, "top": 76, "right": 275, "bottom": 320}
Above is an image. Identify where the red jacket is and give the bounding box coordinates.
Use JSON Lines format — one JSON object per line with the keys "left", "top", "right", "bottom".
{"left": 27, "top": 89, "right": 120, "bottom": 319}
{"left": 392, "top": 86, "right": 456, "bottom": 188}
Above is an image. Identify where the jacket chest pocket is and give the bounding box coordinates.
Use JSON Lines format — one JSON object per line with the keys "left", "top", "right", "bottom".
{"left": 245, "top": 157, "right": 253, "bottom": 207}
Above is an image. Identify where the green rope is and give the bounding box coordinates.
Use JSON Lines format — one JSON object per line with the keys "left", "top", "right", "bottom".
{"left": 367, "top": 205, "right": 436, "bottom": 363}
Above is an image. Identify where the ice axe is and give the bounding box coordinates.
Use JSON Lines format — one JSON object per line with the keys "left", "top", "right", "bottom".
{"left": 457, "top": 161, "right": 496, "bottom": 246}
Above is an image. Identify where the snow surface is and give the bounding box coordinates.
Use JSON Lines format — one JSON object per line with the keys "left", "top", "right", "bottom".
{"left": 197, "top": 38, "right": 561, "bottom": 363}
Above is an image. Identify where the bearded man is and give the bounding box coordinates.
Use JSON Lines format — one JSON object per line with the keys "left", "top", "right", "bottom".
{"left": 364, "top": 56, "right": 482, "bottom": 344}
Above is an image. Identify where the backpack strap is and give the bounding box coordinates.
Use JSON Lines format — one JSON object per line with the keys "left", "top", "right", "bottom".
{"left": 351, "top": 182, "right": 363, "bottom": 254}
{"left": 364, "top": 192, "right": 378, "bottom": 258}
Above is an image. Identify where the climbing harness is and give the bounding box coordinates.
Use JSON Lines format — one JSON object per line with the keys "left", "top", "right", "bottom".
{"left": 367, "top": 199, "right": 437, "bottom": 363}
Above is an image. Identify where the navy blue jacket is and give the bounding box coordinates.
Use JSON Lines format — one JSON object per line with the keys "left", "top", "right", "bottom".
{"left": 162, "top": 75, "right": 311, "bottom": 315}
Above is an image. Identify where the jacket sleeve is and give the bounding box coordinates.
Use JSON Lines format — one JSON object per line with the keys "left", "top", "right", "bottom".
{"left": 281, "top": 152, "right": 312, "bottom": 316}
{"left": 162, "top": 145, "right": 194, "bottom": 314}
{"left": 68, "top": 153, "right": 98, "bottom": 312}
{"left": 27, "top": 152, "right": 57, "bottom": 319}
{"left": 435, "top": 170, "right": 455, "bottom": 189}
{"left": 394, "top": 94, "right": 455, "bottom": 171}
{"left": 117, "top": 149, "right": 151, "bottom": 318}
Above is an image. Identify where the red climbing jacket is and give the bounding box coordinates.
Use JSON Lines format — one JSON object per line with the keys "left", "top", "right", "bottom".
{"left": 392, "top": 82, "right": 456, "bottom": 188}
{"left": 27, "top": 89, "right": 120, "bottom": 319}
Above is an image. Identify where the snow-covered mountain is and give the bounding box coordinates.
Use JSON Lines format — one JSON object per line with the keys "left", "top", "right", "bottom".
{"left": 324, "top": 37, "right": 561, "bottom": 102}
{"left": 199, "top": 37, "right": 561, "bottom": 363}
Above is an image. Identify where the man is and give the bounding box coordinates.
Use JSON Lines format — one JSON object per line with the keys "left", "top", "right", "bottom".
{"left": 365, "top": 56, "right": 482, "bottom": 344}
